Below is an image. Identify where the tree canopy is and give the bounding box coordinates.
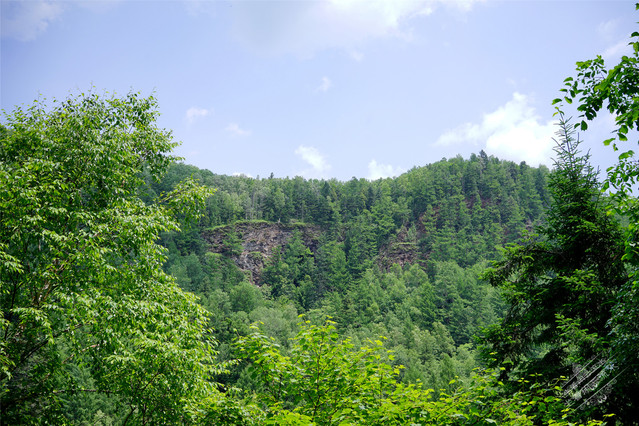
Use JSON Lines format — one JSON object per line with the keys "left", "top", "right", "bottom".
{"left": 479, "top": 115, "right": 630, "bottom": 420}
{"left": 552, "top": 8, "right": 639, "bottom": 421}
{"left": 0, "top": 93, "right": 221, "bottom": 424}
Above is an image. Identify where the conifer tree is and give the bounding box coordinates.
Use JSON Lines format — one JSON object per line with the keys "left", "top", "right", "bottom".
{"left": 479, "top": 115, "right": 628, "bottom": 420}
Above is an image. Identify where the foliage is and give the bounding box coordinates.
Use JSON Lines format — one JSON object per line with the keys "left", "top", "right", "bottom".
{"left": 153, "top": 153, "right": 549, "bottom": 404}
{"left": 236, "top": 318, "right": 399, "bottom": 425}
{"left": 479, "top": 115, "right": 628, "bottom": 421}
{"left": 553, "top": 6, "right": 639, "bottom": 421}
{"left": 553, "top": 6, "right": 639, "bottom": 202}
{"left": 161, "top": 153, "right": 550, "bottom": 270}
{"left": 236, "top": 319, "right": 608, "bottom": 425}
{"left": 0, "top": 86, "right": 585, "bottom": 422}
{"left": 0, "top": 93, "right": 223, "bottom": 424}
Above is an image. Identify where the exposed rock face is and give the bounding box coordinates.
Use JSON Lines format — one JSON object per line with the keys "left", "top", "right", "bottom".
{"left": 202, "top": 221, "right": 321, "bottom": 284}
{"left": 378, "top": 242, "right": 419, "bottom": 270}
{"left": 202, "top": 221, "right": 424, "bottom": 284}
{"left": 377, "top": 225, "right": 419, "bottom": 271}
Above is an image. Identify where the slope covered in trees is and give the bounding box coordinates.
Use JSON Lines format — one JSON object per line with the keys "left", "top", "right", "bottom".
{"left": 0, "top": 91, "right": 618, "bottom": 426}
{"left": 4, "top": 9, "right": 639, "bottom": 420}
{"left": 157, "top": 153, "right": 550, "bottom": 338}
{"left": 142, "top": 148, "right": 561, "bottom": 420}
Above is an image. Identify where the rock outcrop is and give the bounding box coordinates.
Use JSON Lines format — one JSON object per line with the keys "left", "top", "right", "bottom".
{"left": 202, "top": 221, "right": 321, "bottom": 284}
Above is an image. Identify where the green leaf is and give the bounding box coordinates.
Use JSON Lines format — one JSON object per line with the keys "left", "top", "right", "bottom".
{"left": 619, "top": 150, "right": 634, "bottom": 160}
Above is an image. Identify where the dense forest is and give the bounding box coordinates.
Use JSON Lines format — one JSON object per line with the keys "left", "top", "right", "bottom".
{"left": 2, "top": 12, "right": 639, "bottom": 426}
{"left": 159, "top": 153, "right": 544, "bottom": 338}
{"left": 155, "top": 149, "right": 548, "bottom": 389}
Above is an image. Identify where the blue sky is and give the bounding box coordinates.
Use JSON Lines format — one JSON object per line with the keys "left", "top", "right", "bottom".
{"left": 2, "top": 0, "right": 636, "bottom": 180}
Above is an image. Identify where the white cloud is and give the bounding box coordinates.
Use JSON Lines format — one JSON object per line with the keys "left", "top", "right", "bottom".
{"left": 367, "top": 160, "right": 405, "bottom": 180}
{"left": 602, "top": 40, "right": 632, "bottom": 62}
{"left": 436, "top": 92, "right": 555, "bottom": 166}
{"left": 232, "top": 172, "right": 254, "bottom": 178}
{"left": 350, "top": 50, "right": 365, "bottom": 62}
{"left": 316, "top": 76, "right": 333, "bottom": 93}
{"left": 597, "top": 19, "right": 618, "bottom": 41}
{"left": 228, "top": 0, "right": 483, "bottom": 56}
{"left": 226, "top": 122, "right": 251, "bottom": 137}
{"left": 185, "top": 107, "right": 211, "bottom": 124}
{"left": 1, "top": 0, "right": 64, "bottom": 41}
{"left": 295, "top": 145, "right": 331, "bottom": 177}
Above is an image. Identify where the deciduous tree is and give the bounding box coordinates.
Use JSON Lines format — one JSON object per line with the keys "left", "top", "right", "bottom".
{"left": 0, "top": 93, "right": 222, "bottom": 423}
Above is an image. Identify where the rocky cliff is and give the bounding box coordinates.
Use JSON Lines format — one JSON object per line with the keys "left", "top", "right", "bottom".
{"left": 202, "top": 221, "right": 321, "bottom": 284}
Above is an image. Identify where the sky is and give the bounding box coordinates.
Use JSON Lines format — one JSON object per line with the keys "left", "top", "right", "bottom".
{"left": 1, "top": 0, "right": 637, "bottom": 181}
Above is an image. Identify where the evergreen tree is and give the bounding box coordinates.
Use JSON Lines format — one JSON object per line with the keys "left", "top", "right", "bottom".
{"left": 479, "top": 116, "right": 629, "bottom": 420}
{"left": 556, "top": 11, "right": 639, "bottom": 421}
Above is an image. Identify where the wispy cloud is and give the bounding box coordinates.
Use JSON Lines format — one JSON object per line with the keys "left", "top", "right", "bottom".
{"left": 226, "top": 122, "right": 251, "bottom": 137}
{"left": 185, "top": 107, "right": 211, "bottom": 124}
{"left": 602, "top": 40, "right": 632, "bottom": 62}
{"left": 227, "top": 0, "right": 483, "bottom": 56}
{"left": 597, "top": 18, "right": 618, "bottom": 41}
{"left": 436, "top": 92, "right": 555, "bottom": 166}
{"left": 367, "top": 160, "right": 405, "bottom": 180}
{"left": 295, "top": 145, "right": 331, "bottom": 177}
{"left": 350, "top": 50, "right": 365, "bottom": 62}
{"left": 316, "top": 76, "right": 333, "bottom": 93}
{"left": 597, "top": 17, "right": 633, "bottom": 62}
{"left": 1, "top": 0, "right": 64, "bottom": 41}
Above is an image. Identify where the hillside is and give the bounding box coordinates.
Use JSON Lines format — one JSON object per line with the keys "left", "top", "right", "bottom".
{"left": 151, "top": 153, "right": 551, "bottom": 396}
{"left": 160, "top": 151, "right": 550, "bottom": 287}
{"left": 6, "top": 89, "right": 633, "bottom": 424}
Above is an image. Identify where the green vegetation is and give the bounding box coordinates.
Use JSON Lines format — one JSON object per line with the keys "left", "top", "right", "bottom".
{"left": 234, "top": 319, "right": 608, "bottom": 425}
{"left": 480, "top": 115, "right": 630, "bottom": 420}
{"left": 156, "top": 152, "right": 546, "bottom": 400}
{"left": 2, "top": 8, "right": 639, "bottom": 423}
{"left": 0, "top": 93, "right": 221, "bottom": 424}
{"left": 550, "top": 8, "right": 639, "bottom": 421}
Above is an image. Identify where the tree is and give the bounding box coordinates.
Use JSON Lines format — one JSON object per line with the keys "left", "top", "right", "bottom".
{"left": 554, "top": 9, "right": 639, "bottom": 420}
{"left": 0, "top": 93, "right": 223, "bottom": 423}
{"left": 236, "top": 319, "right": 606, "bottom": 425}
{"left": 314, "top": 240, "right": 349, "bottom": 294}
{"left": 344, "top": 210, "right": 377, "bottom": 278}
{"left": 479, "top": 116, "right": 629, "bottom": 421}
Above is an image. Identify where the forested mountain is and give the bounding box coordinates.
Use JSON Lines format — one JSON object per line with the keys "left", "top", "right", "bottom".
{"left": 150, "top": 154, "right": 551, "bottom": 401}
{"left": 159, "top": 151, "right": 549, "bottom": 278}
{"left": 4, "top": 18, "right": 639, "bottom": 422}
{"left": 0, "top": 92, "right": 623, "bottom": 426}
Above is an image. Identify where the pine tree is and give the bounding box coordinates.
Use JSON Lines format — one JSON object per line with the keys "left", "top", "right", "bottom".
{"left": 479, "top": 115, "right": 628, "bottom": 420}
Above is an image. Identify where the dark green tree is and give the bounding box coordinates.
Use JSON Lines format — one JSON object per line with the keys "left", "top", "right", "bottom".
{"left": 554, "top": 10, "right": 639, "bottom": 420}
{"left": 344, "top": 210, "right": 377, "bottom": 278}
{"left": 261, "top": 246, "right": 293, "bottom": 299}
{"left": 315, "top": 240, "right": 350, "bottom": 294}
{"left": 479, "top": 116, "right": 628, "bottom": 420}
